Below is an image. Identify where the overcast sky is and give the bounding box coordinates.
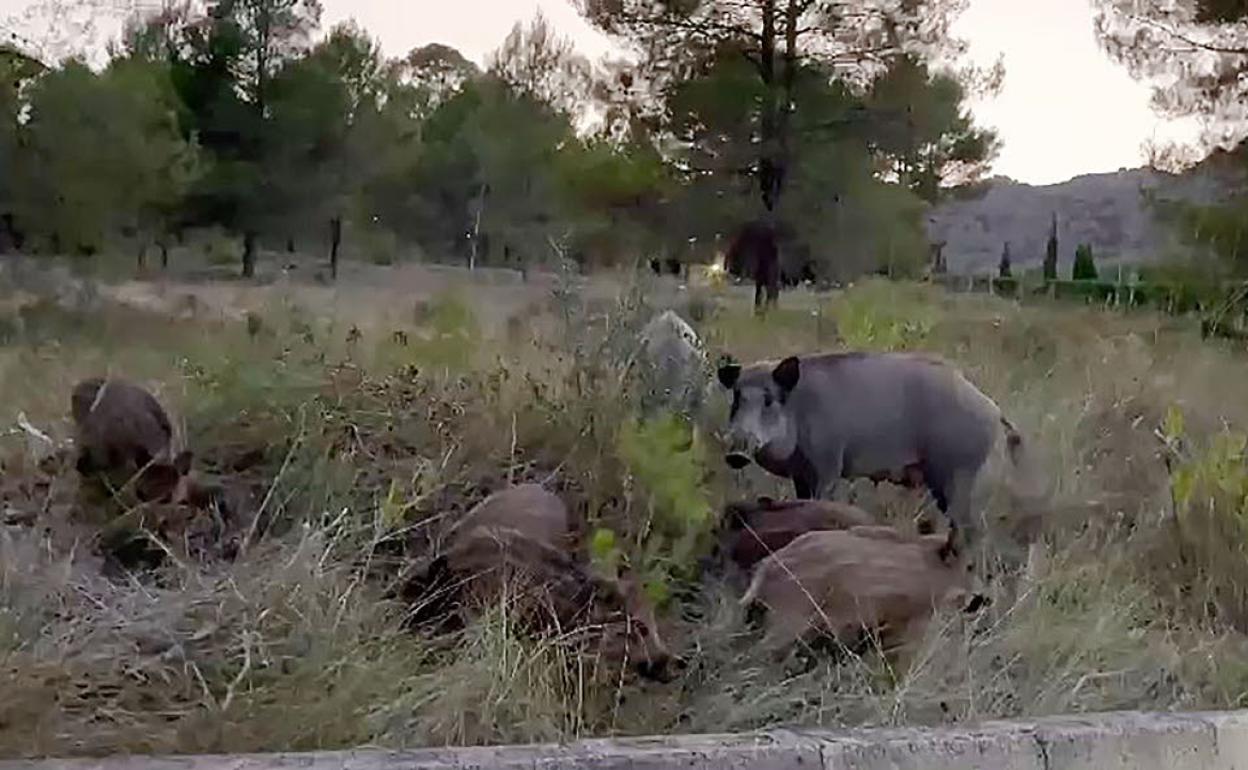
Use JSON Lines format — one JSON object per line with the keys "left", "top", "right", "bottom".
{"left": 4, "top": 0, "right": 1204, "bottom": 185}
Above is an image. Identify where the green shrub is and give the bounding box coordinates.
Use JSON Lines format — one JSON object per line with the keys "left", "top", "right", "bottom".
{"left": 202, "top": 227, "right": 241, "bottom": 266}
{"left": 1073, "top": 244, "right": 1098, "bottom": 281}
{"left": 1159, "top": 406, "right": 1248, "bottom": 631}
{"left": 404, "top": 292, "right": 480, "bottom": 371}
{"left": 616, "top": 412, "right": 714, "bottom": 603}
{"left": 834, "top": 280, "right": 934, "bottom": 351}
{"left": 360, "top": 228, "right": 399, "bottom": 266}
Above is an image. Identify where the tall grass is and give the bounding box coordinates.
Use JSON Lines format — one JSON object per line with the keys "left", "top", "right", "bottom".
{"left": 4, "top": 271, "right": 1248, "bottom": 758}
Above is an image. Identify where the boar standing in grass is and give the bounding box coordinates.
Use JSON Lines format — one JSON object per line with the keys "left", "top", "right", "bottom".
{"left": 741, "top": 525, "right": 987, "bottom": 662}
{"left": 637, "top": 309, "right": 708, "bottom": 417}
{"left": 71, "top": 377, "right": 192, "bottom": 503}
{"left": 408, "top": 484, "right": 678, "bottom": 682}
{"left": 724, "top": 219, "right": 781, "bottom": 312}
{"left": 719, "top": 496, "right": 875, "bottom": 572}
{"left": 717, "top": 352, "right": 1030, "bottom": 545}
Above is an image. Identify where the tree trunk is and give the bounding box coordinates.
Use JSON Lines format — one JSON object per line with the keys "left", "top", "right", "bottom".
{"left": 160, "top": 240, "right": 169, "bottom": 270}
{"left": 758, "top": 0, "right": 779, "bottom": 213}
{"left": 286, "top": 237, "right": 295, "bottom": 254}
{"left": 777, "top": 0, "right": 800, "bottom": 210}
{"left": 137, "top": 241, "right": 147, "bottom": 271}
{"left": 329, "top": 216, "right": 342, "bottom": 280}
{"left": 242, "top": 231, "right": 257, "bottom": 278}
{"left": 470, "top": 184, "right": 486, "bottom": 270}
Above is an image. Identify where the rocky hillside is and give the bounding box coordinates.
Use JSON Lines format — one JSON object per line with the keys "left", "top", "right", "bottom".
{"left": 927, "top": 147, "right": 1246, "bottom": 275}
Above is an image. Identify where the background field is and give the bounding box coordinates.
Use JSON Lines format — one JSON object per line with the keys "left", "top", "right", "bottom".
{"left": 3, "top": 257, "right": 1248, "bottom": 759}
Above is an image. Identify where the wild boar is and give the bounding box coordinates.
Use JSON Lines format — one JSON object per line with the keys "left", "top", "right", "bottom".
{"left": 717, "top": 352, "right": 1028, "bottom": 543}
{"left": 71, "top": 377, "right": 191, "bottom": 502}
{"left": 741, "top": 525, "right": 986, "bottom": 661}
{"left": 446, "top": 482, "right": 573, "bottom": 551}
{"left": 720, "top": 496, "right": 875, "bottom": 571}
{"left": 410, "top": 484, "right": 677, "bottom": 682}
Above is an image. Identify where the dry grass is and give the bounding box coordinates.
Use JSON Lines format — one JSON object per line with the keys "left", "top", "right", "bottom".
{"left": 4, "top": 265, "right": 1248, "bottom": 759}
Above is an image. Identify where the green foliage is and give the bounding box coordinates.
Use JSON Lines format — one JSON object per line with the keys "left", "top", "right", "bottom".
{"left": 1160, "top": 406, "right": 1248, "bottom": 630}
{"left": 664, "top": 54, "right": 934, "bottom": 280}
{"left": 202, "top": 227, "right": 242, "bottom": 265}
{"left": 1044, "top": 214, "right": 1059, "bottom": 281}
{"left": 616, "top": 413, "right": 713, "bottom": 598}
{"left": 0, "top": 0, "right": 985, "bottom": 288}
{"left": 833, "top": 279, "right": 935, "bottom": 351}
{"left": 588, "top": 526, "right": 623, "bottom": 576}
{"left": 864, "top": 55, "right": 1000, "bottom": 203}
{"left": 14, "top": 59, "right": 197, "bottom": 254}
{"left": 1150, "top": 193, "right": 1248, "bottom": 275}
{"left": 552, "top": 137, "right": 671, "bottom": 268}
{"left": 406, "top": 292, "right": 480, "bottom": 371}
{"left": 1073, "top": 244, "right": 1099, "bottom": 281}
{"left": 359, "top": 227, "right": 399, "bottom": 265}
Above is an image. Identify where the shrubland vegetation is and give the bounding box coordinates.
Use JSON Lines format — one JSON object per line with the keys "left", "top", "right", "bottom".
{"left": 3, "top": 0, "right": 1248, "bottom": 761}
{"left": 5, "top": 271, "right": 1248, "bottom": 757}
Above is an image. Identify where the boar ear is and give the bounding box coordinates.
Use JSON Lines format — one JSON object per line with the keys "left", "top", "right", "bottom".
{"left": 717, "top": 362, "right": 741, "bottom": 390}
{"left": 772, "top": 356, "right": 801, "bottom": 392}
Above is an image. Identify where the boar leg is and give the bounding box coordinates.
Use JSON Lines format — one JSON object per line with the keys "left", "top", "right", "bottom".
{"left": 794, "top": 445, "right": 841, "bottom": 501}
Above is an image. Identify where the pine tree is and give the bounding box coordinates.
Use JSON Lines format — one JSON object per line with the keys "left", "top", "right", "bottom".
{"left": 1073, "top": 243, "right": 1098, "bottom": 281}
{"left": 1043, "top": 213, "right": 1058, "bottom": 281}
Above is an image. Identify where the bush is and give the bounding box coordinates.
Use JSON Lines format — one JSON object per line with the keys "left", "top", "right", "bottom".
{"left": 615, "top": 413, "right": 714, "bottom": 603}
{"left": 201, "top": 227, "right": 241, "bottom": 266}
{"left": 402, "top": 292, "right": 481, "bottom": 371}
{"left": 833, "top": 279, "right": 934, "bottom": 351}
{"left": 1073, "top": 244, "right": 1098, "bottom": 281}
{"left": 1158, "top": 406, "right": 1248, "bottom": 631}
{"left": 360, "top": 228, "right": 399, "bottom": 266}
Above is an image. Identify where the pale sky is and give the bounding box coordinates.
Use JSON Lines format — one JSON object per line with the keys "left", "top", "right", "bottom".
{"left": 4, "top": 0, "right": 1204, "bottom": 185}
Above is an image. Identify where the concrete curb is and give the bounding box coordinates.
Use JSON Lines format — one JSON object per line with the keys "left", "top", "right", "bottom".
{"left": 2, "top": 710, "right": 1246, "bottom": 769}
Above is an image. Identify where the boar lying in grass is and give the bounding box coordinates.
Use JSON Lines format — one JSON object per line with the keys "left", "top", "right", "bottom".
{"left": 719, "top": 496, "right": 876, "bottom": 572}
{"left": 407, "top": 483, "right": 678, "bottom": 682}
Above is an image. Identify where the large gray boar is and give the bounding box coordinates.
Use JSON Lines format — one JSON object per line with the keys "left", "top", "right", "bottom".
{"left": 717, "top": 352, "right": 1027, "bottom": 540}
